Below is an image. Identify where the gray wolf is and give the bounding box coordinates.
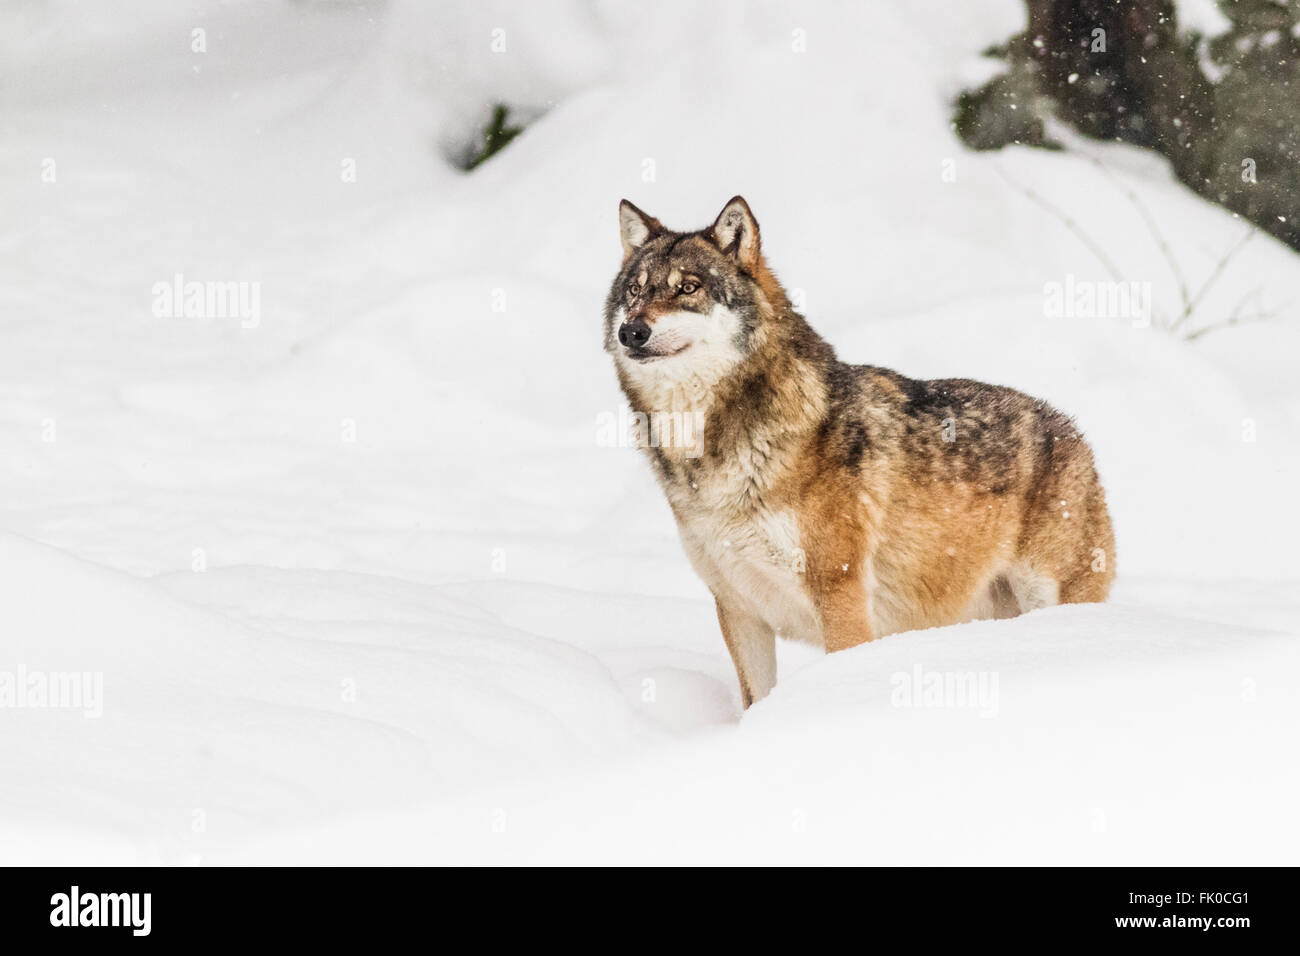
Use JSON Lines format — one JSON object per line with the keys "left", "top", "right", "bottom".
{"left": 605, "top": 197, "right": 1115, "bottom": 707}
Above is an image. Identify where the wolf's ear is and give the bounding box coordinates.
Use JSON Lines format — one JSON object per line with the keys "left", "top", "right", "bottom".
{"left": 619, "top": 199, "right": 663, "bottom": 260}
{"left": 709, "top": 196, "right": 761, "bottom": 272}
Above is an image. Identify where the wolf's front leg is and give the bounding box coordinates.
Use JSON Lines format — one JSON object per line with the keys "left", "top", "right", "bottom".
{"left": 714, "top": 599, "right": 777, "bottom": 709}
{"left": 815, "top": 578, "right": 875, "bottom": 653}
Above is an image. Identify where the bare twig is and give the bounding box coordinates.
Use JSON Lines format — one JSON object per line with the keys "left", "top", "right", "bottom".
{"left": 991, "top": 161, "right": 1126, "bottom": 284}
{"left": 994, "top": 155, "right": 1270, "bottom": 343}
{"left": 1183, "top": 308, "right": 1277, "bottom": 341}
{"left": 1172, "top": 226, "right": 1258, "bottom": 332}
{"left": 1183, "top": 286, "right": 1282, "bottom": 341}
{"left": 1084, "top": 154, "right": 1191, "bottom": 317}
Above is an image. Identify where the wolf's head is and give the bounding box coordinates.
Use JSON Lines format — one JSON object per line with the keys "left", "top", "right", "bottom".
{"left": 603, "top": 197, "right": 787, "bottom": 390}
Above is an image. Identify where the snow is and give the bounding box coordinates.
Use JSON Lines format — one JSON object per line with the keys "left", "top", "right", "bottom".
{"left": 1, "top": 0, "right": 1297, "bottom": 864}
{"left": 1175, "top": 0, "right": 1235, "bottom": 40}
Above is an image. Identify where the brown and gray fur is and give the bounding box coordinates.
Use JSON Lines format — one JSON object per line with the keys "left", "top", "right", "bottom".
{"left": 605, "top": 197, "right": 1116, "bottom": 708}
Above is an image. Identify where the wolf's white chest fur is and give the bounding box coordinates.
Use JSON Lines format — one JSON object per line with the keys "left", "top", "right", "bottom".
{"left": 616, "top": 297, "right": 823, "bottom": 646}
{"left": 672, "top": 488, "right": 823, "bottom": 647}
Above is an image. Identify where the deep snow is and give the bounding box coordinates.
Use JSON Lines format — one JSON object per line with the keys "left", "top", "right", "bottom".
{"left": 1, "top": 0, "right": 1297, "bottom": 864}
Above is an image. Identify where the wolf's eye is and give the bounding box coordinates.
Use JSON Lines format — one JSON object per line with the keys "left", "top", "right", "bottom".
{"left": 627, "top": 282, "right": 641, "bottom": 297}
{"left": 679, "top": 281, "right": 699, "bottom": 295}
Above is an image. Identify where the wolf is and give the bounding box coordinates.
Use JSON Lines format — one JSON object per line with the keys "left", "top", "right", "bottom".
{"left": 605, "top": 197, "right": 1116, "bottom": 708}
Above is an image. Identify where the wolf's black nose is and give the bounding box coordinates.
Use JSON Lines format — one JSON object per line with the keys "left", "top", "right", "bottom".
{"left": 618, "top": 319, "right": 652, "bottom": 348}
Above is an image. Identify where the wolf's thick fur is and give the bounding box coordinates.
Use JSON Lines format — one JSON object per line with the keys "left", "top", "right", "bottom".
{"left": 605, "top": 197, "right": 1115, "bottom": 707}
